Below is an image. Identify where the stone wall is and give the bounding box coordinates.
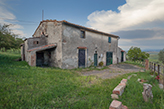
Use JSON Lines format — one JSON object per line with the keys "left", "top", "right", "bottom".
{"left": 61, "top": 23, "right": 118, "bottom": 69}
{"left": 27, "top": 37, "right": 47, "bottom": 50}
{"left": 33, "top": 21, "right": 63, "bottom": 68}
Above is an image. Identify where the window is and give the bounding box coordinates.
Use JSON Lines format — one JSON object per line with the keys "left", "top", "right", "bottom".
{"left": 33, "top": 41, "right": 39, "bottom": 44}
{"left": 108, "top": 37, "right": 111, "bottom": 43}
{"left": 80, "top": 31, "right": 85, "bottom": 38}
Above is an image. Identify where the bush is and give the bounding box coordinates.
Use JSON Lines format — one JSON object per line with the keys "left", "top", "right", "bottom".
{"left": 99, "top": 61, "right": 103, "bottom": 67}
{"left": 127, "top": 46, "right": 149, "bottom": 61}
{"left": 158, "top": 48, "right": 164, "bottom": 64}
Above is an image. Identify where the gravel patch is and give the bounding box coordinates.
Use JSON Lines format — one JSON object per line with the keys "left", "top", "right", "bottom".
{"left": 80, "top": 63, "right": 144, "bottom": 79}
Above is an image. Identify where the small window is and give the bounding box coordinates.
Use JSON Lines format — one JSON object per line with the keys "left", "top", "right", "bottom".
{"left": 33, "top": 41, "right": 39, "bottom": 44}
{"left": 81, "top": 31, "right": 85, "bottom": 38}
{"left": 108, "top": 37, "right": 111, "bottom": 43}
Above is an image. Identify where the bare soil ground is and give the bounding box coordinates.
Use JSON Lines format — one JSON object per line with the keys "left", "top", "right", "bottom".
{"left": 80, "top": 63, "right": 144, "bottom": 79}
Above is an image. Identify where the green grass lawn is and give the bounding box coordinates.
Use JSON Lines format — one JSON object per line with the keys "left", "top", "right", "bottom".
{"left": 123, "top": 61, "right": 145, "bottom": 67}
{"left": 148, "top": 52, "right": 159, "bottom": 62}
{"left": 147, "top": 52, "right": 164, "bottom": 65}
{"left": 0, "top": 52, "right": 164, "bottom": 109}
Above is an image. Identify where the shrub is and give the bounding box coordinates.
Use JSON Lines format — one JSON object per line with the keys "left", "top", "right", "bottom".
{"left": 158, "top": 48, "right": 164, "bottom": 64}
{"left": 99, "top": 61, "right": 103, "bottom": 67}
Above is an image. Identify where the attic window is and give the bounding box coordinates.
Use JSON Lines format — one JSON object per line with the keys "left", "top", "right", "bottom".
{"left": 80, "top": 30, "right": 85, "bottom": 38}
{"left": 33, "top": 41, "right": 39, "bottom": 44}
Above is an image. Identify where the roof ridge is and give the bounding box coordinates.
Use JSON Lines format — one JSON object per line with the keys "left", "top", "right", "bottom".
{"left": 33, "top": 19, "right": 119, "bottom": 38}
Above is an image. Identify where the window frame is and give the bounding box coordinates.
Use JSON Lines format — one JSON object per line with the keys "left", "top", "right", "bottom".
{"left": 108, "top": 37, "right": 111, "bottom": 43}
{"left": 80, "top": 30, "right": 85, "bottom": 38}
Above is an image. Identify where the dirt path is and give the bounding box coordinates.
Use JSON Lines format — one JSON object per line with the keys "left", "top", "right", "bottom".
{"left": 80, "top": 63, "right": 144, "bottom": 79}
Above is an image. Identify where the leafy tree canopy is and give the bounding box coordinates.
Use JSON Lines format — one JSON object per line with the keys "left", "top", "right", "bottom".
{"left": 127, "top": 46, "right": 149, "bottom": 61}
{"left": 158, "top": 48, "right": 164, "bottom": 64}
{"left": 0, "top": 24, "right": 23, "bottom": 51}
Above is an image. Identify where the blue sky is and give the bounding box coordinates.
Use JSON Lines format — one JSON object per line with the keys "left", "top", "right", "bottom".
{"left": 0, "top": 0, "right": 164, "bottom": 51}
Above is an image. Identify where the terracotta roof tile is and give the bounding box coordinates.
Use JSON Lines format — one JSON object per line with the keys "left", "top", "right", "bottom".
{"left": 121, "top": 50, "right": 125, "bottom": 52}
{"left": 33, "top": 20, "right": 119, "bottom": 38}
{"left": 28, "top": 44, "right": 56, "bottom": 52}
{"left": 77, "top": 47, "right": 87, "bottom": 49}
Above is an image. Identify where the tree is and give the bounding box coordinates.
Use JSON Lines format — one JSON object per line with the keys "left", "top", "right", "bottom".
{"left": 127, "top": 46, "right": 149, "bottom": 61}
{"left": 158, "top": 48, "right": 164, "bottom": 64}
{"left": 0, "top": 24, "right": 23, "bottom": 50}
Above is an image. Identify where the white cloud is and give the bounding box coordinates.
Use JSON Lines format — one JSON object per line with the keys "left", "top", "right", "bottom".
{"left": 113, "top": 28, "right": 164, "bottom": 40}
{"left": 87, "top": 0, "right": 164, "bottom": 33}
{"left": 0, "top": 0, "right": 26, "bottom": 37}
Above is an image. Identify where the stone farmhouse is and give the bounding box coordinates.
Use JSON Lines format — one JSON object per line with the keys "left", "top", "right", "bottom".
{"left": 21, "top": 20, "right": 126, "bottom": 69}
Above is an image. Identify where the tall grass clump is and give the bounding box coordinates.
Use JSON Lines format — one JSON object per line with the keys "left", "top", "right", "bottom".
{"left": 0, "top": 48, "right": 21, "bottom": 54}
{"left": 124, "top": 61, "right": 144, "bottom": 67}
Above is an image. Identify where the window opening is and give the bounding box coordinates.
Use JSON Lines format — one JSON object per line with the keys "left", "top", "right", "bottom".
{"left": 81, "top": 31, "right": 85, "bottom": 38}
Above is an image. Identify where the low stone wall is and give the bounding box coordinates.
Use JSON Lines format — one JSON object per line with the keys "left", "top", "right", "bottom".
{"left": 109, "top": 100, "right": 128, "bottom": 109}
{"left": 109, "top": 79, "right": 128, "bottom": 109}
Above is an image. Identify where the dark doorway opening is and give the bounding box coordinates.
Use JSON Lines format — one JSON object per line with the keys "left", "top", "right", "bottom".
{"left": 36, "top": 47, "right": 55, "bottom": 67}
{"left": 78, "top": 49, "right": 85, "bottom": 67}
{"left": 106, "top": 52, "right": 113, "bottom": 66}
{"left": 36, "top": 52, "right": 44, "bottom": 67}
{"left": 94, "top": 53, "right": 98, "bottom": 66}
{"left": 121, "top": 52, "right": 124, "bottom": 62}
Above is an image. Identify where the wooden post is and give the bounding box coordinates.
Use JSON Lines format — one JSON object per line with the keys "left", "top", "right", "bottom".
{"left": 157, "top": 64, "right": 160, "bottom": 82}
{"left": 149, "top": 62, "right": 151, "bottom": 70}
{"left": 145, "top": 59, "right": 149, "bottom": 71}
{"left": 154, "top": 63, "right": 156, "bottom": 75}
{"left": 163, "top": 66, "right": 164, "bottom": 90}
{"left": 152, "top": 63, "right": 154, "bottom": 71}
{"left": 158, "top": 65, "right": 160, "bottom": 75}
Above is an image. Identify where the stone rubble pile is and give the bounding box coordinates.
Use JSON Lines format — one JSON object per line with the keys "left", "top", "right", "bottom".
{"left": 109, "top": 79, "right": 128, "bottom": 109}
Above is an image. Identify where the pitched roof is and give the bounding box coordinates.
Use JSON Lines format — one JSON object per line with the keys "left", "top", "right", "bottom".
{"left": 33, "top": 20, "right": 119, "bottom": 38}
{"left": 118, "top": 47, "right": 126, "bottom": 52}
{"left": 27, "top": 44, "right": 56, "bottom": 52}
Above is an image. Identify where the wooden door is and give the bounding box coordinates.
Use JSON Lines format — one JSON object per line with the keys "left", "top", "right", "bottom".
{"left": 94, "top": 53, "right": 98, "bottom": 66}
{"left": 78, "top": 49, "right": 85, "bottom": 67}
{"left": 106, "top": 52, "right": 113, "bottom": 66}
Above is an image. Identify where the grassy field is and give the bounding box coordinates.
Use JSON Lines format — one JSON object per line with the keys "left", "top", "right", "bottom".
{"left": 0, "top": 52, "right": 164, "bottom": 109}
{"left": 147, "top": 52, "right": 163, "bottom": 64}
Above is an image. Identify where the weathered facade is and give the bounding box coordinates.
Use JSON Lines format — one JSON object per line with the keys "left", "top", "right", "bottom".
{"left": 21, "top": 20, "right": 126, "bottom": 69}
{"left": 117, "top": 47, "right": 126, "bottom": 63}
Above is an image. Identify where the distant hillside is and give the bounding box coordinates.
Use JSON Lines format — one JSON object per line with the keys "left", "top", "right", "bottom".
{"left": 147, "top": 51, "right": 163, "bottom": 64}
{"left": 147, "top": 51, "right": 159, "bottom": 55}
{"left": 143, "top": 49, "right": 160, "bottom": 52}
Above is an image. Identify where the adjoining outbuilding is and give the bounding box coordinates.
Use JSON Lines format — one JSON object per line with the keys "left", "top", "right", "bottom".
{"left": 21, "top": 20, "right": 126, "bottom": 69}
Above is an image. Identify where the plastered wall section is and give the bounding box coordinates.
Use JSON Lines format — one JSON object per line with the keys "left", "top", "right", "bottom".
{"left": 27, "top": 37, "right": 47, "bottom": 50}
{"left": 21, "top": 46, "right": 24, "bottom": 61}
{"left": 33, "top": 22, "right": 63, "bottom": 68}
{"left": 61, "top": 24, "right": 118, "bottom": 69}
{"left": 123, "top": 52, "right": 126, "bottom": 62}
{"left": 24, "top": 40, "right": 28, "bottom": 62}
{"left": 117, "top": 47, "right": 122, "bottom": 63}
{"left": 117, "top": 47, "right": 126, "bottom": 63}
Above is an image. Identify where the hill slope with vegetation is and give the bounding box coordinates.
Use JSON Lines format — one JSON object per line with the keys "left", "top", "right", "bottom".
{"left": 0, "top": 52, "right": 163, "bottom": 109}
